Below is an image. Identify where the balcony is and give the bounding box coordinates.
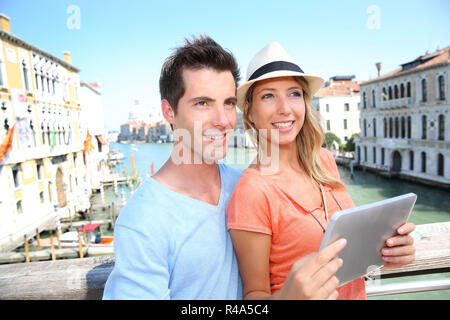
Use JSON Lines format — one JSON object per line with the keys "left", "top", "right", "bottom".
{"left": 3, "top": 142, "right": 84, "bottom": 165}
{"left": 380, "top": 97, "right": 413, "bottom": 109}
{"left": 375, "top": 138, "right": 412, "bottom": 149}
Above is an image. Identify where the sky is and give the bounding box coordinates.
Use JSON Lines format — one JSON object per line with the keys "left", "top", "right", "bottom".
{"left": 1, "top": 0, "right": 449, "bottom": 131}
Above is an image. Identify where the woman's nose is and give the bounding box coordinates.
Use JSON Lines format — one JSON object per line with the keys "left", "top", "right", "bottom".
{"left": 277, "top": 96, "right": 292, "bottom": 115}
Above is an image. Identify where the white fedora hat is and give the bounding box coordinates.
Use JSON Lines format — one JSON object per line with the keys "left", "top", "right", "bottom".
{"left": 237, "top": 42, "right": 324, "bottom": 110}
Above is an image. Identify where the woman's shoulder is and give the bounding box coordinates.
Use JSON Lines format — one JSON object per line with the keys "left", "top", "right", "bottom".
{"left": 319, "top": 148, "right": 340, "bottom": 178}
{"left": 319, "top": 147, "right": 334, "bottom": 162}
{"left": 319, "top": 148, "right": 337, "bottom": 167}
{"left": 232, "top": 168, "right": 273, "bottom": 195}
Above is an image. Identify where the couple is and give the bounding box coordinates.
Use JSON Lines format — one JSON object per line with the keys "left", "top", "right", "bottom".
{"left": 103, "top": 36, "right": 416, "bottom": 300}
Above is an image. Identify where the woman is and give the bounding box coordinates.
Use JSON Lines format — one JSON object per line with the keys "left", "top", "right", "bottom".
{"left": 227, "top": 42, "right": 416, "bottom": 300}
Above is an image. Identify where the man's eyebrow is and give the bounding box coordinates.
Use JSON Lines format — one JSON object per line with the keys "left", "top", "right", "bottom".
{"left": 225, "top": 96, "right": 237, "bottom": 103}
{"left": 188, "top": 96, "right": 216, "bottom": 103}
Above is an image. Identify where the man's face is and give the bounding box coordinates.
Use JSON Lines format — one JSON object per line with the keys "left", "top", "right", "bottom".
{"left": 172, "top": 68, "right": 237, "bottom": 164}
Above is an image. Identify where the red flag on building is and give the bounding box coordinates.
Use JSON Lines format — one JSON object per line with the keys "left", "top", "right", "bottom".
{"left": 0, "top": 125, "right": 15, "bottom": 163}
{"left": 83, "top": 129, "right": 94, "bottom": 154}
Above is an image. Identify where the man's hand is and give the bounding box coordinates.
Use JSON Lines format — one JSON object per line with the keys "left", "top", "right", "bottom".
{"left": 382, "top": 222, "right": 416, "bottom": 269}
{"left": 273, "top": 238, "right": 347, "bottom": 300}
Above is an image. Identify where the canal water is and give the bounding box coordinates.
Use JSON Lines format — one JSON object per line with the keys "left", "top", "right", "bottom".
{"left": 102, "top": 142, "right": 450, "bottom": 299}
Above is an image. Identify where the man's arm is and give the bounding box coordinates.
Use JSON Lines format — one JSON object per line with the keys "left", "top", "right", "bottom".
{"left": 103, "top": 223, "right": 171, "bottom": 299}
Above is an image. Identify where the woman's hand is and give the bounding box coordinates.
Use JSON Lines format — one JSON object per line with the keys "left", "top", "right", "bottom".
{"left": 229, "top": 229, "right": 346, "bottom": 300}
{"left": 274, "top": 238, "right": 347, "bottom": 300}
{"left": 381, "top": 222, "right": 416, "bottom": 269}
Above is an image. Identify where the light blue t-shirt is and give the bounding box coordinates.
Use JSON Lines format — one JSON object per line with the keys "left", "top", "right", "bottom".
{"left": 103, "top": 163, "right": 243, "bottom": 300}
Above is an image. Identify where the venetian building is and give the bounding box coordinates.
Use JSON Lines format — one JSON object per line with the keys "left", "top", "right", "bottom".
{"left": 311, "top": 75, "right": 361, "bottom": 145}
{"left": 79, "top": 81, "right": 109, "bottom": 191}
{"left": 356, "top": 46, "right": 450, "bottom": 188}
{"left": 0, "top": 14, "right": 89, "bottom": 251}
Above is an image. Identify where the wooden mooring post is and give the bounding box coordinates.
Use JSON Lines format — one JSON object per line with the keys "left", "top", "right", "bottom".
{"left": 56, "top": 229, "right": 62, "bottom": 250}
{"left": 35, "top": 229, "right": 41, "bottom": 251}
{"left": 50, "top": 234, "right": 56, "bottom": 261}
{"left": 24, "top": 235, "right": 30, "bottom": 263}
{"left": 0, "top": 222, "right": 449, "bottom": 300}
{"left": 77, "top": 232, "right": 84, "bottom": 259}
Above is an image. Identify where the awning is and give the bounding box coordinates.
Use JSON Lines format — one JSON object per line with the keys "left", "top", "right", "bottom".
{"left": 96, "top": 135, "right": 108, "bottom": 146}
{"left": 78, "top": 223, "right": 100, "bottom": 232}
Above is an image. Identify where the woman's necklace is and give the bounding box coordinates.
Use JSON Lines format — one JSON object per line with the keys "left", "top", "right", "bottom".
{"left": 308, "top": 182, "right": 329, "bottom": 233}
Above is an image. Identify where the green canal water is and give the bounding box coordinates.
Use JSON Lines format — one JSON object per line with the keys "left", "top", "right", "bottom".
{"left": 100, "top": 143, "right": 450, "bottom": 299}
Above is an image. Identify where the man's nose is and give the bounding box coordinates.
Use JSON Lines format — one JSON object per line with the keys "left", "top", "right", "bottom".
{"left": 212, "top": 106, "right": 231, "bottom": 128}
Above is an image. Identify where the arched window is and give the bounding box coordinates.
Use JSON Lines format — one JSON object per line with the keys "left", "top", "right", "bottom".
{"left": 409, "top": 151, "right": 414, "bottom": 171}
{"left": 388, "top": 86, "right": 392, "bottom": 100}
{"left": 30, "top": 120, "right": 37, "bottom": 147}
{"left": 401, "top": 117, "right": 405, "bottom": 138}
{"left": 422, "top": 115, "right": 427, "bottom": 139}
{"left": 3, "top": 117, "right": 9, "bottom": 131}
{"left": 12, "top": 166, "right": 21, "bottom": 188}
{"left": 363, "top": 119, "right": 367, "bottom": 136}
{"left": 400, "top": 83, "right": 405, "bottom": 98}
{"left": 373, "top": 118, "right": 377, "bottom": 137}
{"left": 421, "top": 152, "right": 426, "bottom": 173}
{"left": 41, "top": 123, "right": 46, "bottom": 145}
{"left": 438, "top": 75, "right": 445, "bottom": 101}
{"left": 421, "top": 78, "right": 427, "bottom": 102}
{"left": 389, "top": 118, "right": 393, "bottom": 138}
{"left": 372, "top": 90, "right": 376, "bottom": 108}
{"left": 437, "top": 154, "right": 444, "bottom": 176}
{"left": 383, "top": 118, "right": 387, "bottom": 137}
{"left": 57, "top": 125, "right": 62, "bottom": 145}
{"left": 364, "top": 146, "right": 367, "bottom": 162}
{"left": 363, "top": 92, "right": 367, "bottom": 109}
{"left": 16, "top": 200, "right": 23, "bottom": 214}
{"left": 46, "top": 125, "right": 51, "bottom": 146}
{"left": 407, "top": 116, "right": 412, "bottom": 139}
{"left": 73, "top": 153, "right": 77, "bottom": 168}
{"left": 395, "top": 117, "right": 399, "bottom": 138}
{"left": 381, "top": 148, "right": 385, "bottom": 165}
{"left": 438, "top": 114, "right": 445, "bottom": 140}
{"left": 22, "top": 60, "right": 30, "bottom": 92}
{"left": 382, "top": 88, "right": 387, "bottom": 101}
{"left": 394, "top": 85, "right": 399, "bottom": 99}
{"left": 373, "top": 147, "right": 376, "bottom": 163}
{"left": 407, "top": 82, "right": 411, "bottom": 98}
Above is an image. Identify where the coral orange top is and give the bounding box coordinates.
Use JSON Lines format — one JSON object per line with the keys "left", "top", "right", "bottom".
{"left": 227, "top": 148, "right": 366, "bottom": 300}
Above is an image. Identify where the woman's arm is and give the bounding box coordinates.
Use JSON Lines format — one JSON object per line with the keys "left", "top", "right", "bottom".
{"left": 229, "top": 229, "right": 272, "bottom": 299}
{"left": 230, "top": 229, "right": 347, "bottom": 300}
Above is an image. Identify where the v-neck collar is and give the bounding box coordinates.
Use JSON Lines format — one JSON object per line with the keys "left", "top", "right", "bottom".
{"left": 244, "top": 167, "right": 326, "bottom": 214}
{"left": 150, "top": 164, "right": 225, "bottom": 209}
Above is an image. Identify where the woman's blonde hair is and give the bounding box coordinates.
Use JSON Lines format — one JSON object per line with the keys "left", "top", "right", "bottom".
{"left": 243, "top": 76, "right": 344, "bottom": 188}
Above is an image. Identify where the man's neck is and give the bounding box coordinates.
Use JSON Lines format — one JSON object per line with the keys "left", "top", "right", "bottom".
{"left": 152, "top": 155, "right": 222, "bottom": 205}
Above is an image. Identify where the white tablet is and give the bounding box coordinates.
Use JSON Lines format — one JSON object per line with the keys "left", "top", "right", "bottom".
{"left": 318, "top": 193, "right": 417, "bottom": 287}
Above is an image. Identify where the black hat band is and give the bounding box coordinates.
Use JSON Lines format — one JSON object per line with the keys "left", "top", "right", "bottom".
{"left": 248, "top": 61, "right": 304, "bottom": 81}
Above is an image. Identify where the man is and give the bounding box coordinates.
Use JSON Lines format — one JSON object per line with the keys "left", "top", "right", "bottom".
{"left": 103, "top": 36, "right": 244, "bottom": 299}
{"left": 103, "top": 36, "right": 415, "bottom": 300}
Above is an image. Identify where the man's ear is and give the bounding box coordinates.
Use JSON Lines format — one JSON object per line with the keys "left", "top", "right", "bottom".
{"left": 161, "top": 99, "right": 176, "bottom": 128}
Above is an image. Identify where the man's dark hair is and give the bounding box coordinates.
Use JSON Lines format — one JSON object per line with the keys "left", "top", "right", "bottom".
{"left": 159, "top": 35, "right": 240, "bottom": 116}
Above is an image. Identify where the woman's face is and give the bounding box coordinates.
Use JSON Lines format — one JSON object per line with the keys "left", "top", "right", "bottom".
{"left": 246, "top": 76, "right": 306, "bottom": 147}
